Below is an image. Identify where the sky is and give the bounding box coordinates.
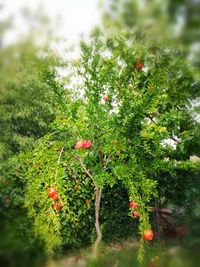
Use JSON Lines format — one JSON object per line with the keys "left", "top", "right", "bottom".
{"left": 0, "top": 0, "right": 102, "bottom": 47}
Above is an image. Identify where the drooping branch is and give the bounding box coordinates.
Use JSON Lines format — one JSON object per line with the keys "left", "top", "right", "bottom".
{"left": 55, "top": 147, "right": 64, "bottom": 183}
{"left": 58, "top": 147, "right": 64, "bottom": 164}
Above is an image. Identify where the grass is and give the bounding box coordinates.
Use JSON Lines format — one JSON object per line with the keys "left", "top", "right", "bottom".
{"left": 45, "top": 238, "right": 200, "bottom": 267}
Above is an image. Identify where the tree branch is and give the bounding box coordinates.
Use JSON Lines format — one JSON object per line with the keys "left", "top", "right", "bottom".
{"left": 97, "top": 128, "right": 104, "bottom": 167}
{"left": 73, "top": 155, "right": 95, "bottom": 183}
{"left": 73, "top": 155, "right": 102, "bottom": 258}
{"left": 58, "top": 147, "right": 64, "bottom": 164}
{"left": 55, "top": 147, "right": 64, "bottom": 183}
{"left": 170, "top": 136, "right": 179, "bottom": 144}
{"left": 147, "top": 115, "right": 179, "bottom": 144}
{"left": 135, "top": 144, "right": 155, "bottom": 157}
{"left": 104, "top": 152, "right": 115, "bottom": 167}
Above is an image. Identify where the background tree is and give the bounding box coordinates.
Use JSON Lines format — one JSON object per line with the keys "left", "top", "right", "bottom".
{"left": 0, "top": 8, "right": 70, "bottom": 265}
{"left": 102, "top": 0, "right": 200, "bottom": 70}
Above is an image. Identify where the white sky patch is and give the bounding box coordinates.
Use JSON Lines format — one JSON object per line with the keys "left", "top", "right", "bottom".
{"left": 1, "top": 0, "right": 101, "bottom": 52}
{"left": 101, "top": 50, "right": 112, "bottom": 59}
{"left": 142, "top": 66, "right": 148, "bottom": 73}
{"left": 109, "top": 101, "right": 119, "bottom": 115}
{"left": 117, "top": 58, "right": 126, "bottom": 68}
{"left": 0, "top": 0, "right": 102, "bottom": 95}
{"left": 161, "top": 137, "right": 179, "bottom": 150}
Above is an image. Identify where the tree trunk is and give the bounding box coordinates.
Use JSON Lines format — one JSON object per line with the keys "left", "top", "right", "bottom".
{"left": 92, "top": 186, "right": 102, "bottom": 258}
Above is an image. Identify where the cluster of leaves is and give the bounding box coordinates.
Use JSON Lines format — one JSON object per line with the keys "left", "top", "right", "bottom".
{"left": 0, "top": 155, "right": 48, "bottom": 267}
{"left": 22, "top": 129, "right": 136, "bottom": 252}
{"left": 21, "top": 131, "right": 95, "bottom": 254}
{"left": 101, "top": 182, "right": 136, "bottom": 242}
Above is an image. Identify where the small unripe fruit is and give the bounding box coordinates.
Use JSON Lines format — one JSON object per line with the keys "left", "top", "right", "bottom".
{"left": 103, "top": 95, "right": 109, "bottom": 101}
{"left": 74, "top": 184, "right": 78, "bottom": 191}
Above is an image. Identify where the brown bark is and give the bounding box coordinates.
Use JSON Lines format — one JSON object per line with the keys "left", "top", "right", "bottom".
{"left": 92, "top": 129, "right": 104, "bottom": 257}
{"left": 73, "top": 156, "right": 94, "bottom": 181}
{"left": 93, "top": 186, "right": 102, "bottom": 258}
{"left": 72, "top": 155, "right": 103, "bottom": 258}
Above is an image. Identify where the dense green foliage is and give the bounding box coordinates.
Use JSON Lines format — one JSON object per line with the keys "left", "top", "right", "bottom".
{"left": 0, "top": 41, "right": 66, "bottom": 160}
{"left": 1, "top": 1, "right": 200, "bottom": 266}
{"left": 20, "top": 29, "right": 200, "bottom": 261}
{"left": 0, "top": 39, "right": 67, "bottom": 266}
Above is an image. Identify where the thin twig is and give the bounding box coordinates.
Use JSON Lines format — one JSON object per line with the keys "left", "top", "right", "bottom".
{"left": 97, "top": 129, "right": 104, "bottom": 167}
{"left": 58, "top": 147, "right": 64, "bottom": 164}
{"left": 103, "top": 152, "right": 115, "bottom": 168}
{"left": 170, "top": 136, "right": 179, "bottom": 144}
{"left": 135, "top": 144, "right": 155, "bottom": 157}
{"left": 72, "top": 155, "right": 95, "bottom": 184}
{"left": 147, "top": 116, "right": 179, "bottom": 144}
{"left": 55, "top": 147, "right": 64, "bottom": 183}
